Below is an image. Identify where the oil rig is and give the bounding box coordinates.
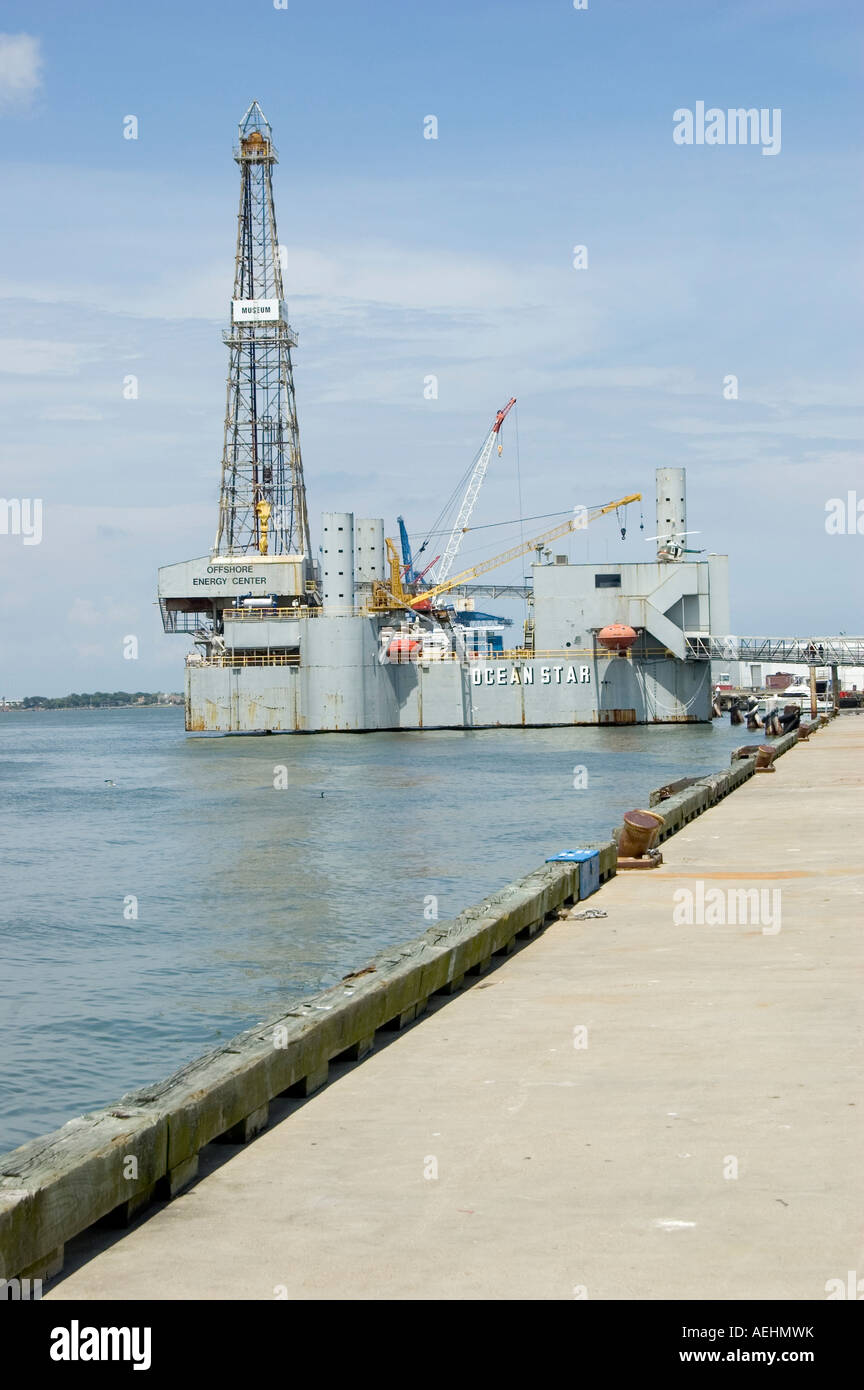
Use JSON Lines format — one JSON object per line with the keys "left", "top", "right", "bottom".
{"left": 158, "top": 104, "right": 730, "bottom": 732}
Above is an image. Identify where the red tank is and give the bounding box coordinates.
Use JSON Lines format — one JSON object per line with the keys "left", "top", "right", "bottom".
{"left": 597, "top": 623, "right": 638, "bottom": 653}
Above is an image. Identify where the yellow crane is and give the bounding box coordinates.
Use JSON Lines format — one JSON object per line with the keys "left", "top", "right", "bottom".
{"left": 377, "top": 493, "right": 639, "bottom": 611}
{"left": 384, "top": 537, "right": 406, "bottom": 602}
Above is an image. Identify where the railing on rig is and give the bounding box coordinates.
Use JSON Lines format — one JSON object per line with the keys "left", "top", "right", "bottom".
{"left": 406, "top": 647, "right": 678, "bottom": 662}
{"left": 190, "top": 646, "right": 682, "bottom": 669}
{"left": 224, "top": 607, "right": 323, "bottom": 620}
{"left": 189, "top": 652, "right": 301, "bottom": 668}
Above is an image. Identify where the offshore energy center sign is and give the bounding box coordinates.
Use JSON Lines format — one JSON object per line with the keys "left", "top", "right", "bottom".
{"left": 193, "top": 563, "right": 273, "bottom": 589}
{"left": 159, "top": 555, "right": 307, "bottom": 597}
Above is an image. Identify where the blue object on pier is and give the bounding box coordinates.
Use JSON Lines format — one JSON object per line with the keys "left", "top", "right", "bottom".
{"left": 545, "top": 849, "right": 596, "bottom": 862}
{"left": 545, "top": 848, "right": 600, "bottom": 899}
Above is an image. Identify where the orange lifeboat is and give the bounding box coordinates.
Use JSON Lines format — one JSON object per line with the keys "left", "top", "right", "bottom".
{"left": 386, "top": 636, "right": 421, "bottom": 663}
{"left": 597, "top": 623, "right": 638, "bottom": 653}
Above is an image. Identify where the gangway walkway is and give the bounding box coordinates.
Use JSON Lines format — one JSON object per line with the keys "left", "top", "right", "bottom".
{"left": 685, "top": 635, "right": 864, "bottom": 664}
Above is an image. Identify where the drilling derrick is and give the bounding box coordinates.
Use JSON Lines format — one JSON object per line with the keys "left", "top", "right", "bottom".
{"left": 213, "top": 101, "right": 312, "bottom": 563}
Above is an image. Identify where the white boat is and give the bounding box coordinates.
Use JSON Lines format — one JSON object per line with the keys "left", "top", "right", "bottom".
{"left": 760, "top": 685, "right": 832, "bottom": 715}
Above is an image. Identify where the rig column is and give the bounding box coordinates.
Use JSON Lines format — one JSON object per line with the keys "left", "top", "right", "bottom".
{"left": 322, "top": 512, "right": 355, "bottom": 614}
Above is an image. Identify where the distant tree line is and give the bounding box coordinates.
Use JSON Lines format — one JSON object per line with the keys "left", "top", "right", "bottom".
{"left": 20, "top": 692, "right": 179, "bottom": 709}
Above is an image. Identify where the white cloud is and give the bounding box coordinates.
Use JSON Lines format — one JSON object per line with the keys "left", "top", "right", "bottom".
{"left": 0, "top": 243, "right": 557, "bottom": 323}
{"left": 67, "top": 596, "right": 138, "bottom": 630}
{"left": 0, "top": 339, "right": 84, "bottom": 375}
{"left": 0, "top": 34, "right": 42, "bottom": 110}
{"left": 42, "top": 405, "right": 104, "bottom": 422}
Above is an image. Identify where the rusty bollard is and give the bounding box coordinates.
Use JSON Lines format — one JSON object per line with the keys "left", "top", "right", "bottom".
{"left": 616, "top": 809, "right": 664, "bottom": 869}
{"left": 755, "top": 745, "right": 776, "bottom": 773}
{"left": 733, "top": 744, "right": 775, "bottom": 772}
{"left": 732, "top": 744, "right": 761, "bottom": 762}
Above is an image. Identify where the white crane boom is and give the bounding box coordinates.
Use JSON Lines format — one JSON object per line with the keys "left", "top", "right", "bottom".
{"left": 432, "top": 397, "right": 516, "bottom": 586}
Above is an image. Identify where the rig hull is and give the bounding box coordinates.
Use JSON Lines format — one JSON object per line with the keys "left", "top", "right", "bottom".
{"left": 184, "top": 614, "right": 711, "bottom": 733}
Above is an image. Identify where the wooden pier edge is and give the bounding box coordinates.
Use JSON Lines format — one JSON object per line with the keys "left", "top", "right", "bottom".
{"left": 0, "top": 718, "right": 826, "bottom": 1282}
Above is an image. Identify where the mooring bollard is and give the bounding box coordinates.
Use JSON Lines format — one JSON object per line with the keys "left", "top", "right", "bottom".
{"left": 732, "top": 744, "right": 756, "bottom": 761}
{"left": 616, "top": 809, "right": 664, "bottom": 870}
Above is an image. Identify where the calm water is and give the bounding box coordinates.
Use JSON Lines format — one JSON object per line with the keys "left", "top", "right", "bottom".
{"left": 0, "top": 707, "right": 752, "bottom": 1149}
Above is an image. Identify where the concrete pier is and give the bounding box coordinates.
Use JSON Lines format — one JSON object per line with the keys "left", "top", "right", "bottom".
{"left": 46, "top": 717, "right": 862, "bottom": 1301}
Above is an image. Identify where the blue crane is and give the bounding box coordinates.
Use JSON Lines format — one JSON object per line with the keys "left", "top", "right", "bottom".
{"left": 397, "top": 515, "right": 416, "bottom": 583}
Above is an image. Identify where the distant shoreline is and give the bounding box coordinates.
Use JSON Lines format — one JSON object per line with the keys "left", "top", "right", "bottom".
{"left": 1, "top": 697, "right": 183, "bottom": 712}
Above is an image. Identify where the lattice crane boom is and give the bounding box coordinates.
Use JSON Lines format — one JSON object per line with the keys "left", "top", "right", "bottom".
{"left": 432, "top": 397, "right": 516, "bottom": 586}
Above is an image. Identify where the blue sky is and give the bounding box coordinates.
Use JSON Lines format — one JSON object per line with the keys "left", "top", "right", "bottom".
{"left": 0, "top": 0, "right": 861, "bottom": 695}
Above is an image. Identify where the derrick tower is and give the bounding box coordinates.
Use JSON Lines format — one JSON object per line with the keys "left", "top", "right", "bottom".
{"left": 213, "top": 101, "right": 312, "bottom": 560}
